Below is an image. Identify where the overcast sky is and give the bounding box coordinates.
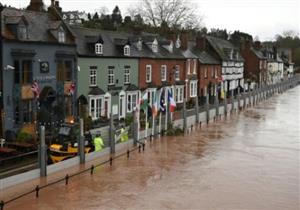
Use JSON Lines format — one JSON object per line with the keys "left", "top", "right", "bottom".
{"left": 1, "top": 0, "right": 299, "bottom": 41}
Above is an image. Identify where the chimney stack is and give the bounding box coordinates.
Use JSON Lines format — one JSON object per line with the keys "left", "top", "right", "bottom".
{"left": 196, "top": 36, "right": 206, "bottom": 50}
{"left": 27, "top": 0, "right": 45, "bottom": 12}
{"left": 180, "top": 33, "right": 188, "bottom": 51}
{"left": 245, "top": 40, "right": 251, "bottom": 50}
{"left": 254, "top": 41, "right": 262, "bottom": 50}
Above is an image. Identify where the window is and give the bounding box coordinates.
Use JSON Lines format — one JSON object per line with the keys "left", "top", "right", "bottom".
{"left": 127, "top": 92, "right": 138, "bottom": 113}
{"left": 175, "top": 65, "right": 180, "bottom": 81}
{"left": 108, "top": 66, "right": 115, "bottom": 85}
{"left": 124, "top": 45, "right": 130, "bottom": 56}
{"left": 215, "top": 68, "right": 218, "bottom": 78}
{"left": 57, "top": 60, "right": 72, "bottom": 81}
{"left": 193, "top": 59, "right": 197, "bottom": 74}
{"left": 204, "top": 67, "right": 207, "bottom": 78}
{"left": 161, "top": 65, "right": 167, "bottom": 81}
{"left": 147, "top": 89, "right": 156, "bottom": 106}
{"left": 175, "top": 86, "right": 184, "bottom": 103}
{"left": 95, "top": 43, "right": 103, "bottom": 55}
{"left": 146, "top": 65, "right": 152, "bottom": 83}
{"left": 89, "top": 96, "right": 103, "bottom": 120}
{"left": 124, "top": 66, "right": 130, "bottom": 84}
{"left": 89, "top": 66, "right": 97, "bottom": 86}
{"left": 22, "top": 60, "right": 33, "bottom": 85}
{"left": 211, "top": 67, "right": 214, "bottom": 78}
{"left": 19, "top": 25, "right": 27, "bottom": 40}
{"left": 187, "top": 59, "right": 191, "bottom": 75}
{"left": 190, "top": 81, "right": 197, "bottom": 97}
{"left": 152, "top": 39, "right": 158, "bottom": 53}
{"left": 204, "top": 86, "right": 207, "bottom": 96}
{"left": 22, "top": 100, "right": 33, "bottom": 123}
{"left": 58, "top": 27, "right": 66, "bottom": 43}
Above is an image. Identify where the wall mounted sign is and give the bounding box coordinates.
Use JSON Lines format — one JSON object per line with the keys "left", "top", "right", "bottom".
{"left": 34, "top": 75, "right": 56, "bottom": 83}
{"left": 40, "top": 61, "right": 49, "bottom": 73}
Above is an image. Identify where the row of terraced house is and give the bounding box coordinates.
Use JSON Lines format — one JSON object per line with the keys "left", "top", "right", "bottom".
{"left": 0, "top": 0, "right": 295, "bottom": 137}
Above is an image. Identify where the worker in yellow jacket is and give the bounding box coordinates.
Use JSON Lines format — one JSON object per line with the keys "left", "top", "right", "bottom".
{"left": 93, "top": 133, "right": 104, "bottom": 151}
{"left": 120, "top": 126, "right": 129, "bottom": 142}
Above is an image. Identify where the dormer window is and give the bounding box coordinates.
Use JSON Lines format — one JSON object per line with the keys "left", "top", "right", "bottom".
{"left": 124, "top": 45, "right": 130, "bottom": 56}
{"left": 175, "top": 36, "right": 181, "bottom": 48}
{"left": 169, "top": 41, "right": 174, "bottom": 53}
{"left": 152, "top": 38, "right": 158, "bottom": 53}
{"left": 137, "top": 38, "right": 143, "bottom": 51}
{"left": 95, "top": 43, "right": 103, "bottom": 55}
{"left": 230, "top": 50, "right": 234, "bottom": 60}
{"left": 19, "top": 25, "right": 28, "bottom": 40}
{"left": 58, "top": 27, "right": 66, "bottom": 43}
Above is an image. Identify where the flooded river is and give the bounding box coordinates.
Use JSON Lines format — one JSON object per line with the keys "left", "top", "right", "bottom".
{"left": 4, "top": 86, "right": 300, "bottom": 210}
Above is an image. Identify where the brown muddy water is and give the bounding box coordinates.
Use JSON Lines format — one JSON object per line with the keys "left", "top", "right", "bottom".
{"left": 3, "top": 87, "right": 300, "bottom": 210}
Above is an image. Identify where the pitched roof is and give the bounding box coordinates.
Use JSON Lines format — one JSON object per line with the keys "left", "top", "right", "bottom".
{"left": 1, "top": 7, "right": 75, "bottom": 44}
{"left": 72, "top": 26, "right": 186, "bottom": 59}
{"left": 251, "top": 48, "right": 266, "bottom": 59}
{"left": 206, "top": 36, "right": 244, "bottom": 62}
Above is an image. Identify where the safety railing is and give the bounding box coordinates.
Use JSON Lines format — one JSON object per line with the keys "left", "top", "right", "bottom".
{"left": 0, "top": 140, "right": 145, "bottom": 210}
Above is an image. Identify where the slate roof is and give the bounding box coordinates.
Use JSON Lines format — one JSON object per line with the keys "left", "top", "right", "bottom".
{"left": 206, "top": 36, "right": 244, "bottom": 62}
{"left": 72, "top": 26, "right": 186, "bottom": 59}
{"left": 251, "top": 48, "right": 266, "bottom": 59}
{"left": 125, "top": 84, "right": 139, "bottom": 91}
{"left": 1, "top": 7, "right": 75, "bottom": 43}
{"left": 88, "top": 87, "right": 105, "bottom": 95}
{"left": 72, "top": 26, "right": 140, "bottom": 57}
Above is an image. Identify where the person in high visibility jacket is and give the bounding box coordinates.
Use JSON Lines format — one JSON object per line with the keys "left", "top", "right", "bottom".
{"left": 93, "top": 133, "right": 104, "bottom": 151}
{"left": 120, "top": 126, "right": 129, "bottom": 142}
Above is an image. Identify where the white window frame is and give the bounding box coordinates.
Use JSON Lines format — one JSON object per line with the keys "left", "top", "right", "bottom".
{"left": 124, "top": 67, "right": 130, "bottom": 84}
{"left": 211, "top": 67, "right": 214, "bottom": 77}
{"left": 193, "top": 59, "right": 197, "bottom": 74}
{"left": 19, "top": 25, "right": 28, "bottom": 40}
{"left": 108, "top": 67, "right": 115, "bottom": 85}
{"left": 95, "top": 43, "right": 103, "bottom": 55}
{"left": 187, "top": 59, "right": 191, "bottom": 75}
{"left": 146, "top": 65, "right": 152, "bottom": 83}
{"left": 215, "top": 67, "right": 218, "bottom": 78}
{"left": 124, "top": 45, "right": 130, "bottom": 56}
{"left": 175, "top": 86, "right": 184, "bottom": 103}
{"left": 175, "top": 65, "right": 180, "bottom": 81}
{"left": 190, "top": 81, "right": 198, "bottom": 98}
{"left": 89, "top": 96, "right": 104, "bottom": 120}
{"left": 58, "top": 27, "right": 66, "bottom": 43}
{"left": 147, "top": 88, "right": 156, "bottom": 106}
{"left": 204, "top": 67, "right": 207, "bottom": 78}
{"left": 161, "top": 65, "right": 167, "bottom": 81}
{"left": 127, "top": 92, "right": 138, "bottom": 113}
{"left": 89, "top": 68, "right": 97, "bottom": 87}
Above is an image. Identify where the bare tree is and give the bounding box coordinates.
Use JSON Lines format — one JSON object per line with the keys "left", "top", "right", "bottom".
{"left": 128, "top": 0, "right": 203, "bottom": 30}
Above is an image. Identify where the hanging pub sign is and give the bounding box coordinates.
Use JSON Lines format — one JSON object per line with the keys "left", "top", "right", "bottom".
{"left": 40, "top": 61, "right": 49, "bottom": 73}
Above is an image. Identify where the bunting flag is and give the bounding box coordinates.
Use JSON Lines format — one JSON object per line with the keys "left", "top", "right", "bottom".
{"left": 140, "top": 92, "right": 148, "bottom": 112}
{"left": 168, "top": 90, "right": 176, "bottom": 112}
{"left": 31, "top": 80, "right": 40, "bottom": 99}
{"left": 69, "top": 82, "right": 76, "bottom": 96}
{"left": 152, "top": 92, "right": 158, "bottom": 118}
{"left": 159, "top": 89, "right": 166, "bottom": 112}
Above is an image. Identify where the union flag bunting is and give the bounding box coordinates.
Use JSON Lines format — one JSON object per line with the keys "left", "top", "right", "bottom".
{"left": 31, "top": 80, "right": 40, "bottom": 99}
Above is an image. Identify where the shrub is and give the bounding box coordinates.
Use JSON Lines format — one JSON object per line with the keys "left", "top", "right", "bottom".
{"left": 17, "top": 131, "right": 33, "bottom": 142}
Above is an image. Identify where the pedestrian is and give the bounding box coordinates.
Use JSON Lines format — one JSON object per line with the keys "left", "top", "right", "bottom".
{"left": 120, "top": 125, "right": 129, "bottom": 142}
{"left": 93, "top": 132, "right": 104, "bottom": 151}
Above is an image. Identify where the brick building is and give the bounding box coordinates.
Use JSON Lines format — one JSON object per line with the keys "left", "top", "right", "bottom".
{"left": 241, "top": 41, "right": 268, "bottom": 87}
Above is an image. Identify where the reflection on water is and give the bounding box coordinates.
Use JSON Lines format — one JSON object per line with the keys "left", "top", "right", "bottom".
{"left": 5, "top": 87, "right": 300, "bottom": 210}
